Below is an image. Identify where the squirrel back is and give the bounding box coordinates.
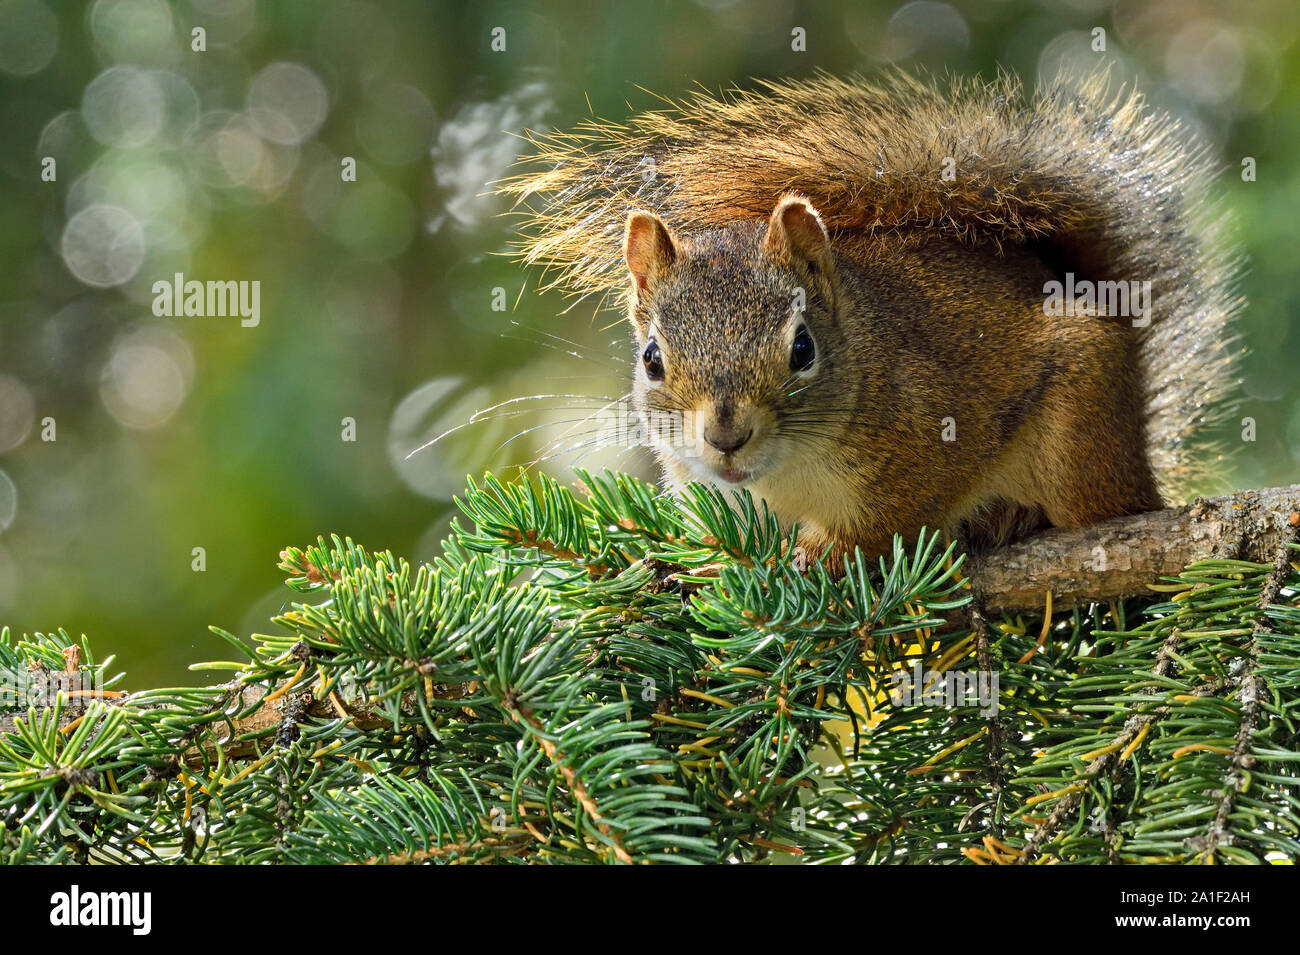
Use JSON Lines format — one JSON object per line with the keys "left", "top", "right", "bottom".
{"left": 502, "top": 71, "right": 1241, "bottom": 532}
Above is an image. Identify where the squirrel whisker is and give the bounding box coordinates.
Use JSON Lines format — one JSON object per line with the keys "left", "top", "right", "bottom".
{"left": 404, "top": 393, "right": 625, "bottom": 460}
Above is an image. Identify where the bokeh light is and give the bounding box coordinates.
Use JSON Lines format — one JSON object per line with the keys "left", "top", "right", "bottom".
{"left": 357, "top": 84, "right": 436, "bottom": 165}
{"left": 89, "top": 0, "right": 176, "bottom": 65}
{"left": 98, "top": 325, "right": 194, "bottom": 430}
{"left": 387, "top": 378, "right": 513, "bottom": 501}
{"left": 247, "top": 62, "right": 329, "bottom": 146}
{"left": 82, "top": 67, "right": 167, "bottom": 147}
{"left": 0, "top": 0, "right": 58, "bottom": 76}
{"left": 0, "top": 376, "right": 35, "bottom": 454}
{"left": 879, "top": 2, "right": 969, "bottom": 61}
{"left": 0, "top": 471, "right": 17, "bottom": 535}
{"left": 60, "top": 203, "right": 146, "bottom": 287}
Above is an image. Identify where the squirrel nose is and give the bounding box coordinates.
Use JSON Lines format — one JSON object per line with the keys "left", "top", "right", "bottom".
{"left": 703, "top": 423, "right": 752, "bottom": 455}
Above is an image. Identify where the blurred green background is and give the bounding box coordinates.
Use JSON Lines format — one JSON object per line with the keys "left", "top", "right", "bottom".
{"left": 0, "top": 0, "right": 1296, "bottom": 686}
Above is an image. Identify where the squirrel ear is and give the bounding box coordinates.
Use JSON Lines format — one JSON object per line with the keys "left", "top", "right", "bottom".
{"left": 765, "top": 194, "right": 831, "bottom": 272}
{"left": 624, "top": 210, "right": 677, "bottom": 296}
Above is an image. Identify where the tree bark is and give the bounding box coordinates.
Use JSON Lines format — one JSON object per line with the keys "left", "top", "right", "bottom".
{"left": 969, "top": 483, "right": 1300, "bottom": 612}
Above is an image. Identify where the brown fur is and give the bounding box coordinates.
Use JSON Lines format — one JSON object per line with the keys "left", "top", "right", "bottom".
{"left": 500, "top": 71, "right": 1241, "bottom": 559}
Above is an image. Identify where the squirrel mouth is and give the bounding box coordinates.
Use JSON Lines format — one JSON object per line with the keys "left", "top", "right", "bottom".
{"left": 718, "top": 466, "right": 747, "bottom": 484}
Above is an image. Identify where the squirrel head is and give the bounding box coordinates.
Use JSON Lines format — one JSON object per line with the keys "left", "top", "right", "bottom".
{"left": 622, "top": 193, "right": 854, "bottom": 493}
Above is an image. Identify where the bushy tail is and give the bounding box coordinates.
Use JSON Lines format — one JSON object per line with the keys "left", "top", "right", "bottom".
{"left": 500, "top": 70, "right": 1242, "bottom": 499}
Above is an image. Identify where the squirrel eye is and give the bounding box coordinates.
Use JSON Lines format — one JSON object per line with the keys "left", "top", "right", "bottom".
{"left": 790, "top": 326, "right": 815, "bottom": 372}
{"left": 642, "top": 340, "right": 665, "bottom": 380}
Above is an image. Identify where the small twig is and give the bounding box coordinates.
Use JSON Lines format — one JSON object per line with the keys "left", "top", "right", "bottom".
{"left": 504, "top": 702, "right": 636, "bottom": 864}
{"left": 1191, "top": 516, "right": 1300, "bottom": 861}
{"left": 968, "top": 597, "right": 1006, "bottom": 841}
{"left": 1016, "top": 626, "right": 1189, "bottom": 864}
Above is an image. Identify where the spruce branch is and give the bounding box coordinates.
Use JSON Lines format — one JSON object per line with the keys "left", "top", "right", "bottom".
{"left": 2, "top": 472, "right": 1297, "bottom": 864}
